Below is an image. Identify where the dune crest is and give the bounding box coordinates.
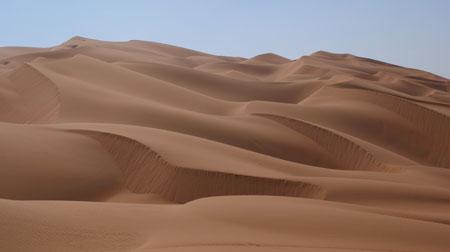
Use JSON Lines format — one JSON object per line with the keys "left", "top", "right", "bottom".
{"left": 75, "top": 130, "right": 326, "bottom": 203}
{"left": 1, "top": 37, "right": 449, "bottom": 251}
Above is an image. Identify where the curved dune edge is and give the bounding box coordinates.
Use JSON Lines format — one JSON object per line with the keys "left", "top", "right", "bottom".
{"left": 255, "top": 114, "right": 393, "bottom": 172}
{"left": 73, "top": 130, "right": 327, "bottom": 203}
{"left": 330, "top": 85, "right": 450, "bottom": 168}
{"left": 0, "top": 63, "right": 60, "bottom": 123}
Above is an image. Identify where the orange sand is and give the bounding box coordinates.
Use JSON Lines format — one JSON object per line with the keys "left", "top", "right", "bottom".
{"left": 0, "top": 36, "right": 449, "bottom": 251}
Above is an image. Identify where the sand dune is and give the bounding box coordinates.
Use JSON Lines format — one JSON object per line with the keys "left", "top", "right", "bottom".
{"left": 1, "top": 36, "right": 449, "bottom": 251}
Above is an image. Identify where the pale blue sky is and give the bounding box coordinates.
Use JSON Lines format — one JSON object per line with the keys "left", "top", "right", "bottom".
{"left": 1, "top": 0, "right": 449, "bottom": 77}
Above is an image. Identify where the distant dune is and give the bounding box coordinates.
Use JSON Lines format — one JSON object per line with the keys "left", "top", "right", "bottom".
{"left": 1, "top": 36, "right": 449, "bottom": 251}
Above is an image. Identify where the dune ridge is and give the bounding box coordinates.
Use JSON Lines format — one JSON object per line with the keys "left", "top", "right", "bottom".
{"left": 0, "top": 63, "right": 60, "bottom": 123}
{"left": 256, "top": 114, "right": 391, "bottom": 172}
{"left": 329, "top": 85, "right": 450, "bottom": 167}
{"left": 77, "top": 130, "right": 326, "bottom": 203}
{"left": 0, "top": 37, "right": 449, "bottom": 251}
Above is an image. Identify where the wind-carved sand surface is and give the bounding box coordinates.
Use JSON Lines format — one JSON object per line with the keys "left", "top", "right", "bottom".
{"left": 0, "top": 37, "right": 449, "bottom": 251}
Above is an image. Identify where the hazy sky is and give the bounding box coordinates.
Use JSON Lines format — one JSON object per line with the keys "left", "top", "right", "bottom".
{"left": 1, "top": 0, "right": 449, "bottom": 77}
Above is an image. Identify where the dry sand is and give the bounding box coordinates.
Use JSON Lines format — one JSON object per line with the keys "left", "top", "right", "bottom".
{"left": 0, "top": 36, "right": 449, "bottom": 251}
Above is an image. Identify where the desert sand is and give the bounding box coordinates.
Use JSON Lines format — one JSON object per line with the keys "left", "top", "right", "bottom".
{"left": 0, "top": 36, "right": 449, "bottom": 251}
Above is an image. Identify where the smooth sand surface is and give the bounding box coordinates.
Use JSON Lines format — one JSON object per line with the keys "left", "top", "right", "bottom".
{"left": 1, "top": 36, "right": 449, "bottom": 251}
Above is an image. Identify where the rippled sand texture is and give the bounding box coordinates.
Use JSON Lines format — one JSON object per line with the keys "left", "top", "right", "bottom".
{"left": 1, "top": 37, "right": 449, "bottom": 251}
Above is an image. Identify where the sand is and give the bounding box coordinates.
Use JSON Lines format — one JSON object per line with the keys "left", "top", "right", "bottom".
{"left": 0, "top": 36, "right": 449, "bottom": 251}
